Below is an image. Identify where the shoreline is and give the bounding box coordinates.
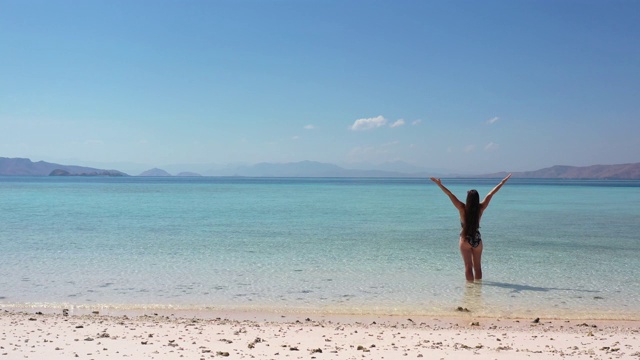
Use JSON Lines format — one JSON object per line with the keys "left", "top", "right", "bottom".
{"left": 2, "top": 308, "right": 639, "bottom": 359}
{"left": 2, "top": 301, "right": 639, "bottom": 322}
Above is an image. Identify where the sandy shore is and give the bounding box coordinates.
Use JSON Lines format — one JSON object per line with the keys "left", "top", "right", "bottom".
{"left": 1, "top": 308, "right": 639, "bottom": 359}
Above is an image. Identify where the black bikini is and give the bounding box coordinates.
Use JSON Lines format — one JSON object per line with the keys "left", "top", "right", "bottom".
{"left": 461, "top": 223, "right": 482, "bottom": 248}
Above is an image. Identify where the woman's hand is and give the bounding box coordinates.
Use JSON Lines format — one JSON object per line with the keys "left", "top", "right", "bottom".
{"left": 430, "top": 177, "right": 442, "bottom": 185}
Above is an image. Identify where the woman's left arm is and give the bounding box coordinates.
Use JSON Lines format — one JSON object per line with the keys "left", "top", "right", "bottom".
{"left": 481, "top": 173, "right": 512, "bottom": 210}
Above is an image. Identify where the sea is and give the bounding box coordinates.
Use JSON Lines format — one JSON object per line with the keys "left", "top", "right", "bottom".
{"left": 1, "top": 176, "right": 639, "bottom": 320}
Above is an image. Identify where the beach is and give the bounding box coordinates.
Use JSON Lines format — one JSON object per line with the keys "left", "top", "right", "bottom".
{"left": 2, "top": 308, "right": 638, "bottom": 359}
{"left": 3, "top": 178, "right": 640, "bottom": 359}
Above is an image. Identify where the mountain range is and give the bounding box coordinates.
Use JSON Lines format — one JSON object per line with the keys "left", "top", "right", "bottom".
{"left": 1, "top": 157, "right": 640, "bottom": 179}
{"left": 482, "top": 163, "right": 640, "bottom": 180}
{"left": 0, "top": 157, "right": 127, "bottom": 176}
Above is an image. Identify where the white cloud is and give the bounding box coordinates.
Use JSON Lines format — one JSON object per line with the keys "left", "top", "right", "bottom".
{"left": 464, "top": 145, "right": 476, "bottom": 153}
{"left": 292, "top": 135, "right": 301, "bottom": 140}
{"left": 304, "top": 124, "right": 316, "bottom": 130}
{"left": 390, "top": 119, "right": 405, "bottom": 128}
{"left": 412, "top": 119, "right": 422, "bottom": 126}
{"left": 349, "top": 115, "right": 387, "bottom": 131}
{"left": 487, "top": 116, "right": 499, "bottom": 125}
{"left": 485, "top": 142, "right": 499, "bottom": 151}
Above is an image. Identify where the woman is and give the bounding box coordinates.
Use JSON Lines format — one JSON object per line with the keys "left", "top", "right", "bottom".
{"left": 430, "top": 174, "right": 512, "bottom": 282}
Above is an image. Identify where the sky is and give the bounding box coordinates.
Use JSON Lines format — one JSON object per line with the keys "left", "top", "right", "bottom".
{"left": 1, "top": 0, "right": 639, "bottom": 174}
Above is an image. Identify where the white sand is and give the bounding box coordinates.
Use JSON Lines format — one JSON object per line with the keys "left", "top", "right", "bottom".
{"left": 2, "top": 309, "right": 639, "bottom": 359}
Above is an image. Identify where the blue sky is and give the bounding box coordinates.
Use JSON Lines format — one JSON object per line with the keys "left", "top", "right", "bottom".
{"left": 1, "top": 0, "right": 639, "bottom": 174}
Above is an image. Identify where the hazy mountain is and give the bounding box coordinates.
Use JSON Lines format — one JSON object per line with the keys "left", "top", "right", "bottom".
{"left": 0, "top": 157, "right": 128, "bottom": 176}
{"left": 3, "top": 157, "right": 640, "bottom": 179}
{"left": 156, "top": 163, "right": 218, "bottom": 176}
{"left": 342, "top": 161, "right": 434, "bottom": 174}
{"left": 139, "top": 168, "right": 172, "bottom": 177}
{"left": 212, "top": 160, "right": 640, "bottom": 179}
{"left": 482, "top": 163, "right": 640, "bottom": 180}
{"left": 150, "top": 162, "right": 252, "bottom": 176}
{"left": 225, "top": 161, "right": 406, "bottom": 177}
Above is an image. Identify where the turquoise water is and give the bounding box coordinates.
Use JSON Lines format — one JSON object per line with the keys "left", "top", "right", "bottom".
{"left": 1, "top": 177, "right": 639, "bottom": 319}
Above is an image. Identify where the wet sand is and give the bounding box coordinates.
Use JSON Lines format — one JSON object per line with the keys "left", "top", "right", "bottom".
{"left": 1, "top": 309, "right": 639, "bottom": 359}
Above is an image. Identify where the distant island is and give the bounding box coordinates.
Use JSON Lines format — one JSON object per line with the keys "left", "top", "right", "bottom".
{"left": 49, "top": 169, "right": 127, "bottom": 177}
{"left": 0, "top": 157, "right": 128, "bottom": 177}
{"left": 481, "top": 163, "right": 640, "bottom": 180}
{"left": 137, "top": 168, "right": 202, "bottom": 177}
{"left": 138, "top": 161, "right": 640, "bottom": 179}
{"left": 138, "top": 168, "right": 172, "bottom": 177}
{"left": 1, "top": 157, "right": 640, "bottom": 179}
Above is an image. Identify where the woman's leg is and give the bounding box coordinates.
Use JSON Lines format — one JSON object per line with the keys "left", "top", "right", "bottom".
{"left": 459, "top": 239, "right": 475, "bottom": 282}
{"left": 471, "top": 241, "right": 483, "bottom": 280}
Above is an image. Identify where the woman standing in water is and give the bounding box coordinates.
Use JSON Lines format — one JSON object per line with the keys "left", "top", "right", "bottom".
{"left": 430, "top": 174, "right": 512, "bottom": 282}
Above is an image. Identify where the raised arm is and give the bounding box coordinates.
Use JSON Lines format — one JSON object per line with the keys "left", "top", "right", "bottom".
{"left": 430, "top": 177, "right": 465, "bottom": 213}
{"left": 480, "top": 173, "right": 512, "bottom": 211}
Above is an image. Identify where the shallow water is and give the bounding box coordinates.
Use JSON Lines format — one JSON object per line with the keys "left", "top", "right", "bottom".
{"left": 1, "top": 177, "right": 639, "bottom": 319}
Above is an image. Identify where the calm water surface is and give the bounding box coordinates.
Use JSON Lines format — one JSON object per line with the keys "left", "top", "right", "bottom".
{"left": 1, "top": 177, "right": 639, "bottom": 319}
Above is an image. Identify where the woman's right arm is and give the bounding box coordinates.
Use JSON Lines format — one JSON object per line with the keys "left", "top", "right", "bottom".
{"left": 430, "top": 177, "right": 465, "bottom": 212}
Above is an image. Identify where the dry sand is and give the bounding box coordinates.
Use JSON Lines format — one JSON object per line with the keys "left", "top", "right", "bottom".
{"left": 1, "top": 308, "right": 639, "bottom": 359}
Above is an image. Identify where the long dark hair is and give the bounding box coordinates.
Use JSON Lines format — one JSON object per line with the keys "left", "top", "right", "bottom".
{"left": 463, "top": 190, "right": 480, "bottom": 237}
